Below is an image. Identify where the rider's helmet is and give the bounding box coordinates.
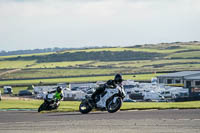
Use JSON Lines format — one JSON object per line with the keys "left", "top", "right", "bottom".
{"left": 57, "top": 86, "right": 62, "bottom": 93}
{"left": 114, "top": 74, "right": 123, "bottom": 84}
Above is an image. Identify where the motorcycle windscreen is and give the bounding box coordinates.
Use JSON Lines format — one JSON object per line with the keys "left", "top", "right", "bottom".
{"left": 47, "top": 94, "right": 54, "bottom": 99}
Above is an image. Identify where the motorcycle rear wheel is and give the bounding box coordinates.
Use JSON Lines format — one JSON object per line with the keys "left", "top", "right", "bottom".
{"left": 79, "top": 101, "right": 92, "bottom": 114}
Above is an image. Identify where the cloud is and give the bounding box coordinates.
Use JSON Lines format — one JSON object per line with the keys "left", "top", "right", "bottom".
{"left": 1, "top": 0, "right": 199, "bottom": 17}
{"left": 0, "top": 0, "right": 200, "bottom": 50}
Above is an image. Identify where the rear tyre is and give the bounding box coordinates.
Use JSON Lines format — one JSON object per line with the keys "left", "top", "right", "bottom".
{"left": 107, "top": 97, "right": 122, "bottom": 113}
{"left": 79, "top": 101, "right": 92, "bottom": 114}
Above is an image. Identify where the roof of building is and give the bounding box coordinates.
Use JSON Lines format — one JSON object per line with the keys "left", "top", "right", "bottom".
{"left": 185, "top": 75, "right": 200, "bottom": 80}
{"left": 157, "top": 71, "right": 200, "bottom": 78}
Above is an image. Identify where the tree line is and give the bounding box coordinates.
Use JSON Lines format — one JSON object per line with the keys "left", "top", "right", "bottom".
{"left": 4, "top": 51, "right": 165, "bottom": 62}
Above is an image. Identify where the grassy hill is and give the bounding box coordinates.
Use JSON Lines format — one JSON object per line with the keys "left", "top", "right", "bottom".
{"left": 0, "top": 41, "right": 200, "bottom": 87}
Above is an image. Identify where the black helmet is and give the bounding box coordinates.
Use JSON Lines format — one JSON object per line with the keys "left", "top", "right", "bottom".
{"left": 57, "top": 86, "right": 62, "bottom": 93}
{"left": 114, "top": 74, "right": 123, "bottom": 84}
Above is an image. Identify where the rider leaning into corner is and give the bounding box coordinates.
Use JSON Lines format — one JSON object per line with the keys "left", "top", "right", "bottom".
{"left": 90, "top": 73, "right": 123, "bottom": 105}
{"left": 49, "top": 86, "right": 63, "bottom": 102}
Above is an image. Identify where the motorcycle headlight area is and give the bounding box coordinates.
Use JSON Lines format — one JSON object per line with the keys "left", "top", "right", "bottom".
{"left": 47, "top": 94, "right": 54, "bottom": 99}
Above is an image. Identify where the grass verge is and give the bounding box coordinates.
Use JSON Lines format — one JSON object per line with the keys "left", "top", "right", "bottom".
{"left": 120, "top": 101, "right": 200, "bottom": 110}
{"left": 1, "top": 99, "right": 200, "bottom": 112}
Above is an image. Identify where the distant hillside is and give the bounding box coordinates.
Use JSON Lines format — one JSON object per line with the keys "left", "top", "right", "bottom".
{"left": 1, "top": 41, "right": 199, "bottom": 57}
{"left": 0, "top": 46, "right": 105, "bottom": 56}
{"left": 0, "top": 41, "right": 200, "bottom": 82}
{"left": 1, "top": 41, "right": 200, "bottom": 62}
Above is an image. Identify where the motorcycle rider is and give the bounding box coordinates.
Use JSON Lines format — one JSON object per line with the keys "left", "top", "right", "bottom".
{"left": 90, "top": 74, "right": 123, "bottom": 106}
{"left": 38, "top": 86, "right": 63, "bottom": 112}
{"left": 49, "top": 86, "right": 63, "bottom": 102}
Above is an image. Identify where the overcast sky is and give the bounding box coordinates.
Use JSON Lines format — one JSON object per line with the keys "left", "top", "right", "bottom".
{"left": 0, "top": 0, "right": 200, "bottom": 51}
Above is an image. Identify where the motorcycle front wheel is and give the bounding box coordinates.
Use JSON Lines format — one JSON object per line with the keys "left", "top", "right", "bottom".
{"left": 79, "top": 100, "right": 92, "bottom": 114}
{"left": 38, "top": 103, "right": 45, "bottom": 112}
{"left": 106, "top": 97, "right": 122, "bottom": 113}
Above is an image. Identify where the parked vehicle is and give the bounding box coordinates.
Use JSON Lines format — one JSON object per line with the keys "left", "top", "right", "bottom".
{"left": 129, "top": 92, "right": 144, "bottom": 100}
{"left": 38, "top": 93, "right": 60, "bottom": 112}
{"left": 161, "top": 91, "right": 172, "bottom": 99}
{"left": 18, "top": 90, "right": 32, "bottom": 96}
{"left": 151, "top": 78, "right": 158, "bottom": 85}
{"left": 79, "top": 85, "right": 126, "bottom": 114}
{"left": 143, "top": 91, "right": 164, "bottom": 101}
{"left": 3, "top": 86, "right": 13, "bottom": 94}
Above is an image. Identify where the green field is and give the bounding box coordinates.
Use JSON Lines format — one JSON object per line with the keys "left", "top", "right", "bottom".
{"left": 1, "top": 59, "right": 199, "bottom": 69}
{"left": 1, "top": 59, "right": 200, "bottom": 80}
{"left": 0, "top": 42, "right": 200, "bottom": 86}
{"left": 121, "top": 101, "right": 200, "bottom": 110}
{"left": 1, "top": 43, "right": 200, "bottom": 114}
{"left": 29, "top": 61, "right": 93, "bottom": 68}
{"left": 0, "top": 69, "right": 123, "bottom": 79}
{"left": 0, "top": 99, "right": 79, "bottom": 112}
{"left": 1, "top": 99, "right": 200, "bottom": 112}
{"left": 0, "top": 60, "right": 36, "bottom": 69}
{"left": 167, "top": 51, "right": 200, "bottom": 58}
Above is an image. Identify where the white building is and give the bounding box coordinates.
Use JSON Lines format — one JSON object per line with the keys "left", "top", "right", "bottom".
{"left": 157, "top": 71, "right": 200, "bottom": 88}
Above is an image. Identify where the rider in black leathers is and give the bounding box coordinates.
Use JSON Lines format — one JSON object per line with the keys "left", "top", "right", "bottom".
{"left": 91, "top": 74, "right": 123, "bottom": 104}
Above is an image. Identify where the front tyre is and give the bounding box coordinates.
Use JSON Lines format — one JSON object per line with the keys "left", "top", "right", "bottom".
{"left": 79, "top": 101, "right": 92, "bottom": 114}
{"left": 38, "top": 103, "right": 45, "bottom": 112}
{"left": 107, "top": 97, "right": 122, "bottom": 113}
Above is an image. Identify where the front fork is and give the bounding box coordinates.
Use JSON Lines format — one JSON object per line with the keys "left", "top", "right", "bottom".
{"left": 112, "top": 97, "right": 118, "bottom": 103}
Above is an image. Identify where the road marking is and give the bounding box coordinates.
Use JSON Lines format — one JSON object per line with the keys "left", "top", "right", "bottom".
{"left": 162, "top": 119, "right": 200, "bottom": 121}
{"left": 193, "top": 119, "right": 200, "bottom": 121}
{"left": 142, "top": 109, "right": 158, "bottom": 111}
{"left": 126, "top": 110, "right": 140, "bottom": 112}
{"left": 178, "top": 119, "right": 190, "bottom": 121}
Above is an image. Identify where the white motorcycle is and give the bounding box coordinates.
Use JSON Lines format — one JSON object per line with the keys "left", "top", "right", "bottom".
{"left": 79, "top": 85, "right": 126, "bottom": 114}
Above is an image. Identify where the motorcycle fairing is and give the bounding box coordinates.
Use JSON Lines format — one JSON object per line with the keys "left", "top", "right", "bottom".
{"left": 96, "top": 87, "right": 119, "bottom": 108}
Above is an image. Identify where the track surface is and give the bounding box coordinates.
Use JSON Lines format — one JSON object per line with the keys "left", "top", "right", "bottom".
{"left": 0, "top": 109, "right": 200, "bottom": 133}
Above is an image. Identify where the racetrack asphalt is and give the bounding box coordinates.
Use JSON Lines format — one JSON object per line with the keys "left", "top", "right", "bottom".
{"left": 0, "top": 109, "right": 200, "bottom": 133}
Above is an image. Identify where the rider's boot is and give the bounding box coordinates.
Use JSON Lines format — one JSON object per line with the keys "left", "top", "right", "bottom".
{"left": 89, "top": 98, "right": 96, "bottom": 108}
